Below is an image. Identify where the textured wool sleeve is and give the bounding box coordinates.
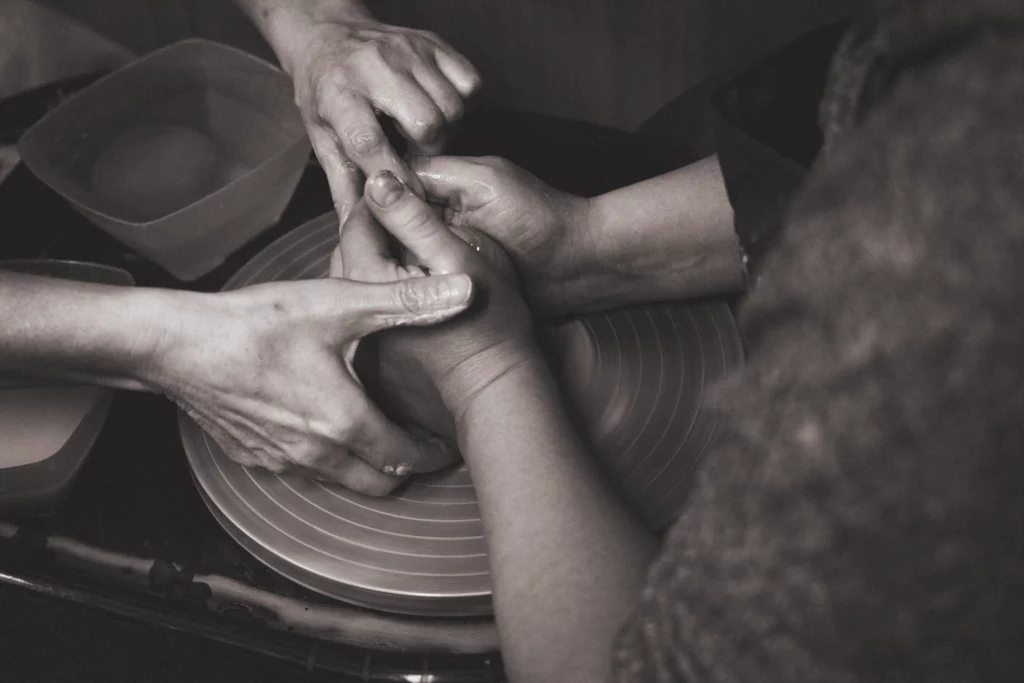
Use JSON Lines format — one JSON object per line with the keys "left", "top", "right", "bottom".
{"left": 611, "top": 6, "right": 1024, "bottom": 682}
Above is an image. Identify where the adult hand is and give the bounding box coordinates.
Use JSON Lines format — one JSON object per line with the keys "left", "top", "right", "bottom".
{"left": 338, "top": 170, "right": 539, "bottom": 424}
{"left": 411, "top": 156, "right": 592, "bottom": 315}
{"left": 148, "top": 275, "right": 474, "bottom": 494}
{"left": 254, "top": 2, "right": 482, "bottom": 221}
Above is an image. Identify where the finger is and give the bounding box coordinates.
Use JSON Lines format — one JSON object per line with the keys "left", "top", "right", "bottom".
{"left": 411, "top": 61, "right": 465, "bottom": 124}
{"left": 338, "top": 201, "right": 428, "bottom": 283}
{"left": 300, "top": 453, "right": 407, "bottom": 496}
{"left": 319, "top": 92, "right": 415, "bottom": 191}
{"left": 365, "top": 170, "right": 475, "bottom": 273}
{"left": 334, "top": 273, "right": 475, "bottom": 339}
{"left": 408, "top": 155, "right": 485, "bottom": 207}
{"left": 338, "top": 200, "right": 393, "bottom": 281}
{"left": 369, "top": 71, "right": 447, "bottom": 156}
{"left": 405, "top": 129, "right": 446, "bottom": 160}
{"left": 307, "top": 124, "right": 361, "bottom": 223}
{"left": 433, "top": 48, "right": 483, "bottom": 99}
{"left": 346, "top": 398, "right": 461, "bottom": 475}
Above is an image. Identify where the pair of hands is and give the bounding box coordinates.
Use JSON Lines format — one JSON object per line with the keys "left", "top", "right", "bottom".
{"left": 266, "top": 4, "right": 590, "bottom": 269}
{"left": 166, "top": 0, "right": 593, "bottom": 494}
{"left": 159, "top": 159, "right": 573, "bottom": 495}
{"left": 263, "top": 1, "right": 595, "bottom": 314}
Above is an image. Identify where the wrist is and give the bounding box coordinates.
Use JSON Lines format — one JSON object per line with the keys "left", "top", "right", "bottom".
{"left": 453, "top": 353, "right": 566, "bottom": 450}
{"left": 127, "top": 289, "right": 207, "bottom": 393}
{"left": 47, "top": 284, "right": 180, "bottom": 393}
{"left": 441, "top": 341, "right": 549, "bottom": 424}
{"left": 539, "top": 193, "right": 616, "bottom": 316}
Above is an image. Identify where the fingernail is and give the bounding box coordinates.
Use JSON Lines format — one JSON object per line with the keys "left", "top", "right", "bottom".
{"left": 435, "top": 273, "right": 473, "bottom": 308}
{"left": 367, "top": 171, "right": 405, "bottom": 207}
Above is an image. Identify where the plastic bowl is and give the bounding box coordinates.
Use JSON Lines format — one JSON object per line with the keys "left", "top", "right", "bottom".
{"left": 0, "top": 259, "right": 134, "bottom": 514}
{"left": 0, "top": 258, "right": 134, "bottom": 285}
{"left": 18, "top": 39, "right": 311, "bottom": 281}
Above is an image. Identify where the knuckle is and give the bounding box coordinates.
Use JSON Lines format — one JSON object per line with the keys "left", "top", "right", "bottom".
{"left": 227, "top": 450, "right": 259, "bottom": 469}
{"left": 313, "top": 69, "right": 349, "bottom": 103}
{"left": 404, "top": 206, "right": 438, "bottom": 235}
{"left": 264, "top": 459, "right": 288, "bottom": 474}
{"left": 354, "top": 40, "right": 389, "bottom": 70}
{"left": 418, "top": 30, "right": 442, "bottom": 44}
{"left": 289, "top": 442, "right": 321, "bottom": 469}
{"left": 392, "top": 280, "right": 430, "bottom": 314}
{"left": 344, "top": 127, "right": 386, "bottom": 158}
{"left": 315, "top": 410, "right": 359, "bottom": 446}
{"left": 328, "top": 418, "right": 358, "bottom": 445}
{"left": 336, "top": 156, "right": 360, "bottom": 175}
{"left": 353, "top": 41, "right": 386, "bottom": 65}
{"left": 408, "top": 116, "right": 443, "bottom": 143}
{"left": 387, "top": 34, "right": 413, "bottom": 52}
{"left": 319, "top": 151, "right": 361, "bottom": 184}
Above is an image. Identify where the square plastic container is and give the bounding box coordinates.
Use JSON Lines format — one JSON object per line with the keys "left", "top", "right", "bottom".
{"left": 18, "top": 39, "right": 311, "bottom": 281}
{"left": 0, "top": 259, "right": 134, "bottom": 514}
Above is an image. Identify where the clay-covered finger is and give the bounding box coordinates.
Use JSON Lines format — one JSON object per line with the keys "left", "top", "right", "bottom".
{"left": 318, "top": 92, "right": 412, "bottom": 189}
{"left": 412, "top": 61, "right": 465, "bottom": 124}
{"left": 408, "top": 155, "right": 492, "bottom": 207}
{"left": 337, "top": 200, "right": 393, "bottom": 282}
{"left": 364, "top": 171, "right": 475, "bottom": 274}
{"left": 346, "top": 395, "right": 461, "bottom": 475}
{"left": 433, "top": 48, "right": 483, "bottom": 99}
{"left": 368, "top": 71, "right": 447, "bottom": 156}
{"left": 301, "top": 452, "right": 407, "bottom": 496}
{"left": 307, "top": 124, "right": 361, "bottom": 224}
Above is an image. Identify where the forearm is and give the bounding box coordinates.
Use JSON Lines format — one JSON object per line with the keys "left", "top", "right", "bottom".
{"left": 232, "top": 0, "right": 374, "bottom": 73}
{"left": 454, "top": 356, "right": 657, "bottom": 683}
{"left": 564, "top": 155, "right": 744, "bottom": 313}
{"left": 0, "top": 272, "right": 173, "bottom": 391}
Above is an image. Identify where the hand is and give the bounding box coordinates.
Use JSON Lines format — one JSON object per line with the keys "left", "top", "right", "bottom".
{"left": 338, "top": 170, "right": 539, "bottom": 423}
{"left": 412, "top": 155, "right": 592, "bottom": 315}
{"left": 268, "top": 4, "right": 482, "bottom": 221}
{"left": 147, "top": 275, "right": 474, "bottom": 494}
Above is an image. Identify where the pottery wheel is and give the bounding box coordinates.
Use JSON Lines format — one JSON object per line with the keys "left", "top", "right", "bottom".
{"left": 181, "top": 212, "right": 744, "bottom": 617}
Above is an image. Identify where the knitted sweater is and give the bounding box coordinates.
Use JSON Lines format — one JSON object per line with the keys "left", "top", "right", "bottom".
{"left": 612, "top": 1, "right": 1024, "bottom": 681}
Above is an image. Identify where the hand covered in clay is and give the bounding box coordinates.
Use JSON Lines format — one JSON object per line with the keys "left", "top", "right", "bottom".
{"left": 255, "top": 1, "right": 482, "bottom": 221}
{"left": 411, "top": 155, "right": 592, "bottom": 315}
{"left": 151, "top": 275, "right": 473, "bottom": 494}
{"left": 337, "top": 170, "right": 539, "bottom": 439}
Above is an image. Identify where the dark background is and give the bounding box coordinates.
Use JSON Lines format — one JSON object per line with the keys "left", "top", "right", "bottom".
{"left": 37, "top": 0, "right": 856, "bottom": 131}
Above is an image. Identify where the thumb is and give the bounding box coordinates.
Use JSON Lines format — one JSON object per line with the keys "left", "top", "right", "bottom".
{"left": 365, "top": 170, "right": 474, "bottom": 274}
{"left": 338, "top": 273, "right": 475, "bottom": 340}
